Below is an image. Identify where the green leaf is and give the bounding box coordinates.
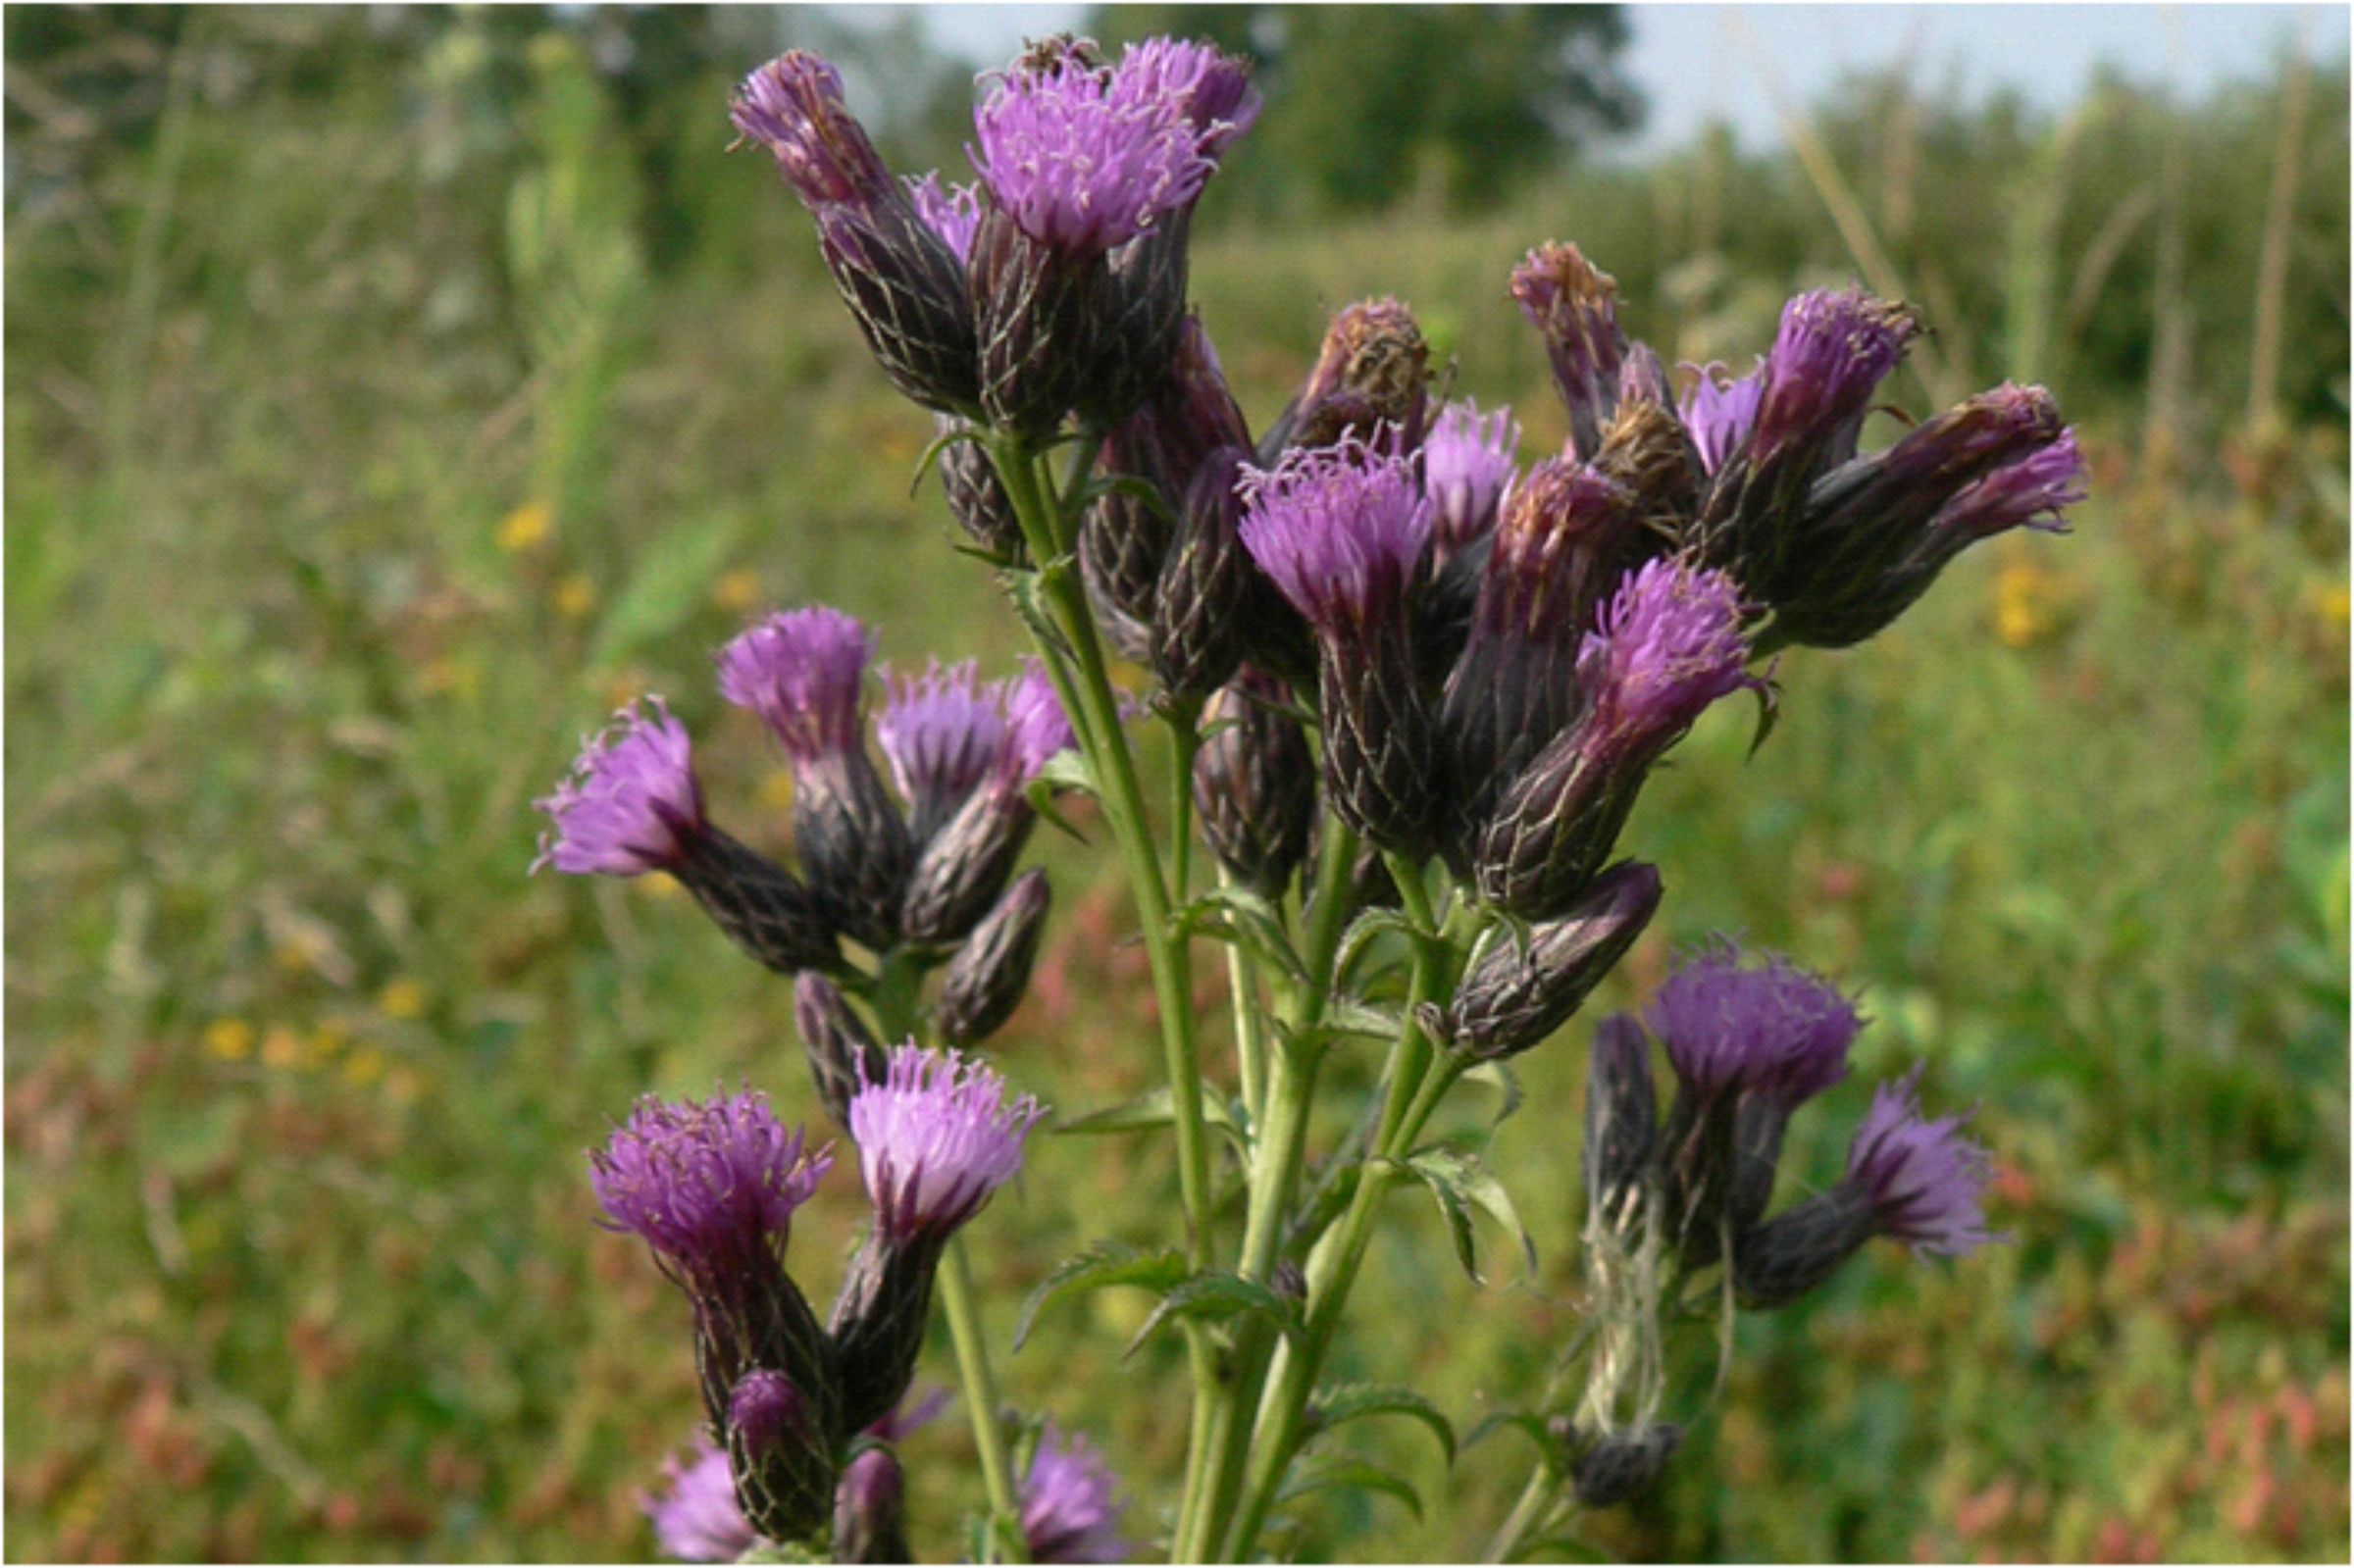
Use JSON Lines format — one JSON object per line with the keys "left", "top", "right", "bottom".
{"left": 1459, "top": 1060, "right": 1525, "bottom": 1130}
{"left": 1275, "top": 1455, "right": 1424, "bottom": 1522}
{"left": 589, "top": 512, "right": 742, "bottom": 668}
{"left": 1304, "top": 1383, "right": 1458, "bottom": 1465}
{"left": 1333, "top": 906, "right": 1419, "bottom": 980}
{"left": 1462, "top": 1410, "right": 1570, "bottom": 1471}
{"left": 1052, "top": 1086, "right": 1249, "bottom": 1154}
{"left": 1175, "top": 886, "right": 1310, "bottom": 986}
{"left": 1398, "top": 1148, "right": 1538, "bottom": 1283}
{"left": 1124, "top": 1271, "right": 1301, "bottom": 1360}
{"left": 1011, "top": 1242, "right": 1189, "bottom": 1351}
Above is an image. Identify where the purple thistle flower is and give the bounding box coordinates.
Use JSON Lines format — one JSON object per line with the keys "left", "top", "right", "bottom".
{"left": 1645, "top": 941, "right": 1862, "bottom": 1106}
{"left": 1021, "top": 1421, "right": 1132, "bottom": 1563}
{"left": 995, "top": 658, "right": 1078, "bottom": 789}
{"left": 1846, "top": 1068, "right": 2002, "bottom": 1256}
{"left": 1575, "top": 558, "right": 1760, "bottom": 765}
{"left": 1511, "top": 242, "right": 1627, "bottom": 458}
{"left": 970, "top": 53, "right": 1211, "bottom": 253}
{"left": 1929, "top": 424, "right": 2087, "bottom": 542}
{"left": 1680, "top": 360, "right": 1764, "bottom": 476}
{"left": 589, "top": 1092, "right": 833, "bottom": 1277}
{"left": 906, "top": 172, "right": 982, "bottom": 264}
{"left": 1238, "top": 433, "right": 1433, "bottom": 632}
{"left": 876, "top": 659, "right": 1005, "bottom": 824}
{"left": 1113, "top": 36, "right": 1262, "bottom": 159}
{"left": 731, "top": 54, "right": 894, "bottom": 208}
{"left": 1424, "top": 399, "right": 1522, "bottom": 554}
{"left": 643, "top": 1440, "right": 757, "bottom": 1563}
{"left": 1751, "top": 287, "right": 1919, "bottom": 467}
{"left": 848, "top": 1044, "right": 1044, "bottom": 1242}
{"left": 717, "top": 607, "right": 876, "bottom": 766}
{"left": 534, "top": 698, "right": 705, "bottom": 878}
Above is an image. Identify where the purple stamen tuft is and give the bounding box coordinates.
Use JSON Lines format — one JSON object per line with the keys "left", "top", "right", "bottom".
{"left": 848, "top": 1043, "right": 1044, "bottom": 1241}
{"left": 1846, "top": 1068, "right": 2003, "bottom": 1256}
{"left": 1021, "top": 1420, "right": 1132, "bottom": 1563}
{"left": 534, "top": 698, "right": 704, "bottom": 878}
{"left": 717, "top": 607, "right": 877, "bottom": 766}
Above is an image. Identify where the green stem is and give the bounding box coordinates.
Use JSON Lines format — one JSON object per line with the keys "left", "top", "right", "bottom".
{"left": 1481, "top": 1467, "right": 1561, "bottom": 1565}
{"left": 939, "top": 1240, "right": 1030, "bottom": 1563}
{"left": 987, "top": 435, "right": 1225, "bottom": 1560}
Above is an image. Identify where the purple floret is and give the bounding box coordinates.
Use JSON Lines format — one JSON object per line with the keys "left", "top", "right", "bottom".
{"left": 731, "top": 53, "right": 893, "bottom": 208}
{"left": 1021, "top": 1421, "right": 1132, "bottom": 1563}
{"left": 1930, "top": 422, "right": 2087, "bottom": 542}
{"left": 970, "top": 53, "right": 1211, "bottom": 252}
{"left": 1645, "top": 940, "right": 1863, "bottom": 1105}
{"left": 877, "top": 659, "right": 1006, "bottom": 810}
{"left": 1751, "top": 287, "right": 1919, "bottom": 464}
{"left": 1423, "top": 399, "right": 1521, "bottom": 551}
{"left": 1679, "top": 360, "right": 1764, "bottom": 475}
{"left": 642, "top": 1440, "right": 756, "bottom": 1563}
{"left": 1112, "top": 36, "right": 1261, "bottom": 159}
{"left": 906, "top": 172, "right": 983, "bottom": 264}
{"left": 1576, "top": 558, "right": 1759, "bottom": 760}
{"left": 590, "top": 1092, "right": 833, "bottom": 1275}
{"left": 848, "top": 1044, "right": 1044, "bottom": 1241}
{"left": 534, "top": 698, "right": 705, "bottom": 878}
{"left": 1238, "top": 433, "right": 1433, "bottom": 632}
{"left": 995, "top": 658, "right": 1078, "bottom": 788}
{"left": 1847, "top": 1068, "right": 2002, "bottom": 1256}
{"left": 718, "top": 606, "right": 876, "bottom": 765}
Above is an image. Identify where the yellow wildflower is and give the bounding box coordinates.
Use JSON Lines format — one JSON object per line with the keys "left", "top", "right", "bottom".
{"left": 342, "top": 1047, "right": 387, "bottom": 1087}
{"left": 496, "top": 501, "right": 552, "bottom": 552}
{"left": 554, "top": 573, "right": 597, "bottom": 619}
{"left": 203, "top": 1018, "right": 255, "bottom": 1061}
{"left": 379, "top": 978, "right": 427, "bottom": 1020}
{"left": 260, "top": 1026, "right": 303, "bottom": 1070}
{"left": 713, "top": 569, "right": 762, "bottom": 613}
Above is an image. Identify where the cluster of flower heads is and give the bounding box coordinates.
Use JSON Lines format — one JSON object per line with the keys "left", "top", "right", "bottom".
{"left": 589, "top": 1058, "right": 1052, "bottom": 1551}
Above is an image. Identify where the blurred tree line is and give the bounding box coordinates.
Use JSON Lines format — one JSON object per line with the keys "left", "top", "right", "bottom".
{"left": 7, "top": 4, "right": 2347, "bottom": 438}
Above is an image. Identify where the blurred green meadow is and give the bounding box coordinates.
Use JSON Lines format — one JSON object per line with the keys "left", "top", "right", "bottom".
{"left": 6, "top": 8, "right": 2349, "bottom": 1562}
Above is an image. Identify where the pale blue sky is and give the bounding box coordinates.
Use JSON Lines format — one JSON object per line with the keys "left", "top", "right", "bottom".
{"left": 887, "top": 3, "right": 2348, "bottom": 154}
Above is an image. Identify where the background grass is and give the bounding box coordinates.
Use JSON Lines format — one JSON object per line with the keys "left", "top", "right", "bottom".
{"left": 5, "top": 9, "right": 2348, "bottom": 1562}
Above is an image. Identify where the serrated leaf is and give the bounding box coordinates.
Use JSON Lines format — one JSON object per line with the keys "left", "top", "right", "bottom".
{"left": 1304, "top": 1383, "right": 1457, "bottom": 1465}
{"left": 1175, "top": 888, "right": 1310, "bottom": 986}
{"left": 1399, "top": 1149, "right": 1538, "bottom": 1283}
{"left": 589, "top": 512, "right": 742, "bottom": 668}
{"left": 1011, "top": 1242, "right": 1189, "bottom": 1351}
{"left": 1319, "top": 996, "right": 1404, "bottom": 1042}
{"left": 1746, "top": 672, "right": 1782, "bottom": 757}
{"left": 1052, "top": 1086, "right": 1248, "bottom": 1154}
{"left": 1275, "top": 1456, "right": 1423, "bottom": 1522}
{"left": 1459, "top": 1060, "right": 1524, "bottom": 1130}
{"left": 1124, "top": 1271, "right": 1300, "bottom": 1360}
{"left": 1033, "top": 750, "right": 1098, "bottom": 798}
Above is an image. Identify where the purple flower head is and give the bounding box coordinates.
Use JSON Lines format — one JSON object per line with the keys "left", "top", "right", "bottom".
{"left": 1752, "top": 287, "right": 1919, "bottom": 465}
{"left": 728, "top": 1369, "right": 813, "bottom": 1454}
{"left": 1931, "top": 422, "right": 2087, "bottom": 543}
{"left": 970, "top": 53, "right": 1211, "bottom": 252}
{"left": 589, "top": 1092, "right": 834, "bottom": 1276}
{"left": 1238, "top": 433, "right": 1433, "bottom": 632}
{"left": 906, "top": 172, "right": 983, "bottom": 264}
{"left": 848, "top": 1044, "right": 1045, "bottom": 1241}
{"left": 877, "top": 659, "right": 1006, "bottom": 812}
{"left": 1680, "top": 360, "right": 1764, "bottom": 475}
{"left": 994, "top": 658, "right": 1078, "bottom": 789}
{"left": 1645, "top": 940, "right": 1863, "bottom": 1106}
{"left": 1113, "top": 36, "right": 1262, "bottom": 159}
{"left": 1021, "top": 1421, "right": 1131, "bottom": 1563}
{"left": 717, "top": 607, "right": 876, "bottom": 766}
{"left": 1511, "top": 243, "right": 1627, "bottom": 456}
{"left": 1424, "top": 399, "right": 1522, "bottom": 551}
{"left": 731, "top": 54, "right": 894, "bottom": 209}
{"left": 1576, "top": 558, "right": 1759, "bottom": 760}
{"left": 643, "top": 1440, "right": 756, "bottom": 1563}
{"left": 534, "top": 698, "right": 704, "bottom": 878}
{"left": 1846, "top": 1068, "right": 2002, "bottom": 1256}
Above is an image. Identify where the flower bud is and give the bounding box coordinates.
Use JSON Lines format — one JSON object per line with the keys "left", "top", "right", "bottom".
{"left": 793, "top": 974, "right": 890, "bottom": 1133}
{"left": 1730, "top": 1184, "right": 1876, "bottom": 1308}
{"left": 827, "top": 1234, "right": 945, "bottom": 1440}
{"left": 1192, "top": 669, "right": 1316, "bottom": 898}
{"left": 936, "top": 869, "right": 1053, "bottom": 1046}
{"left": 899, "top": 663, "right": 1071, "bottom": 945}
{"left": 936, "top": 418, "right": 1026, "bottom": 562}
{"left": 1511, "top": 243, "right": 1627, "bottom": 459}
{"left": 1151, "top": 444, "right": 1256, "bottom": 701}
{"left": 1294, "top": 298, "right": 1432, "bottom": 452}
{"left": 725, "top": 1369, "right": 835, "bottom": 1544}
{"left": 832, "top": 1445, "right": 913, "bottom": 1565}
{"left": 1569, "top": 1422, "right": 1683, "bottom": 1508}
{"left": 1582, "top": 1014, "right": 1658, "bottom": 1221}
{"left": 674, "top": 827, "right": 843, "bottom": 978}
{"left": 733, "top": 55, "right": 979, "bottom": 415}
{"left": 1445, "top": 863, "right": 1662, "bottom": 1059}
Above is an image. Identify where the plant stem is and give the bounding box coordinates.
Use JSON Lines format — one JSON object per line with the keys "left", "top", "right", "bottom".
{"left": 986, "top": 434, "right": 1225, "bottom": 1560}
{"left": 1481, "top": 1467, "right": 1560, "bottom": 1565}
{"left": 939, "top": 1240, "right": 1030, "bottom": 1563}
